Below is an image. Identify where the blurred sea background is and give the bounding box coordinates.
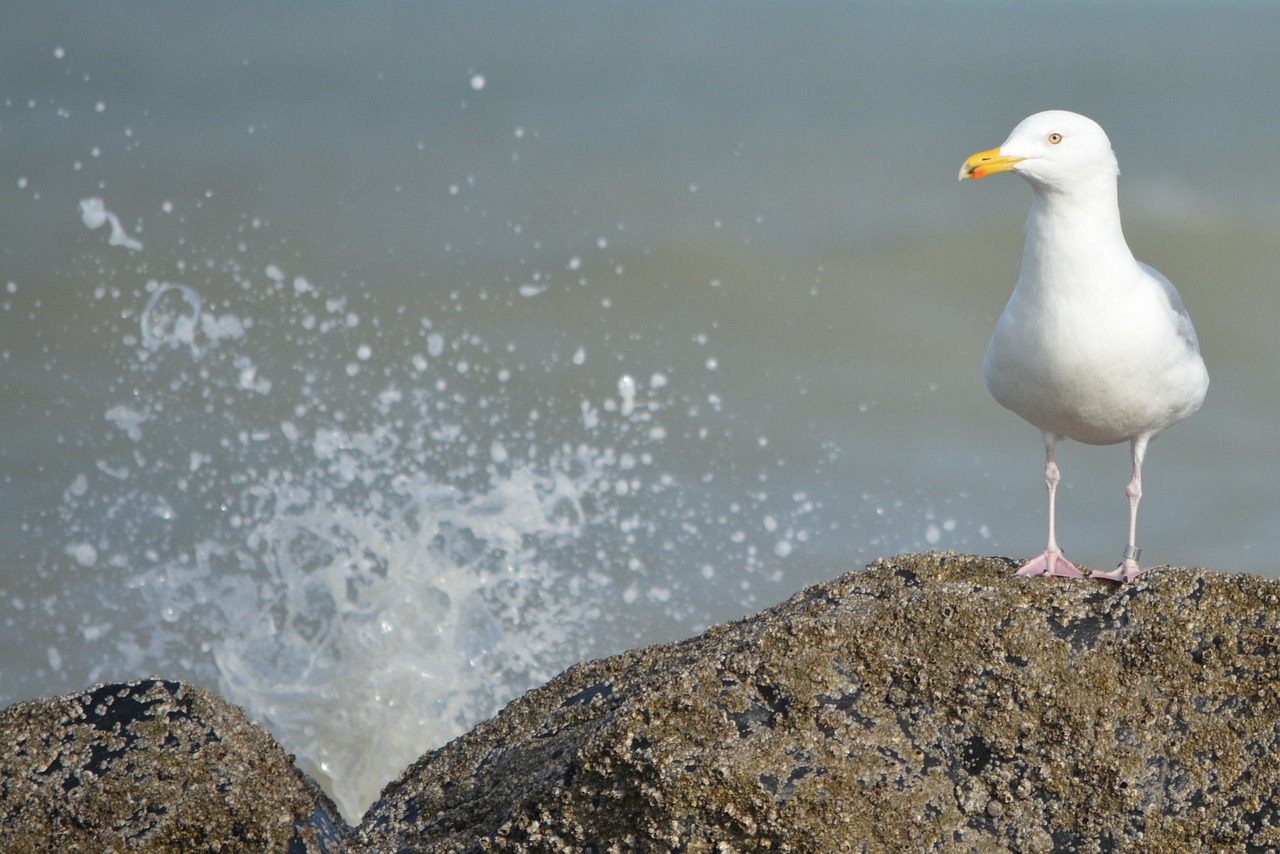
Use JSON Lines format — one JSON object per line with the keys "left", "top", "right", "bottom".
{"left": 3, "top": 1, "right": 1279, "bottom": 821}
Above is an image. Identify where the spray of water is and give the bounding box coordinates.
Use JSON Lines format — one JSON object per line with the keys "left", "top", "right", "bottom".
{"left": 52, "top": 204, "right": 816, "bottom": 819}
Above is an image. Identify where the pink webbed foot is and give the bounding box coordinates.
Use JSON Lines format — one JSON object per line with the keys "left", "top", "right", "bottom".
{"left": 1089, "top": 560, "right": 1162, "bottom": 583}
{"left": 1090, "top": 561, "right": 1141, "bottom": 583}
{"left": 1014, "top": 549, "right": 1085, "bottom": 578}
{"left": 1089, "top": 546, "right": 1162, "bottom": 583}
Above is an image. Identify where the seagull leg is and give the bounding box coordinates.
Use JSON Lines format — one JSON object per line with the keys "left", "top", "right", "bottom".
{"left": 1016, "top": 433, "right": 1085, "bottom": 578}
{"left": 1092, "top": 435, "right": 1151, "bottom": 583}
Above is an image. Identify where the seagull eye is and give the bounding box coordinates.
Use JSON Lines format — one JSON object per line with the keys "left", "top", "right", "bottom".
{"left": 1048, "top": 133, "right": 1063, "bottom": 144}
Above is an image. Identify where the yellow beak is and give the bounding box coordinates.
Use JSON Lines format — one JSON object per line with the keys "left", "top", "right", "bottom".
{"left": 958, "top": 147, "right": 1023, "bottom": 181}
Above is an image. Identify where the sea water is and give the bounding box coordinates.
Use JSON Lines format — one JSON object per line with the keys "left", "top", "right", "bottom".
{"left": 4, "top": 2, "right": 1280, "bottom": 821}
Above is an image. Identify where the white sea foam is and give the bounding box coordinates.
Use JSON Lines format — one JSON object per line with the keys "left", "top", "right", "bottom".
{"left": 138, "top": 282, "right": 247, "bottom": 357}
{"left": 65, "top": 543, "right": 98, "bottom": 567}
{"left": 79, "top": 198, "right": 143, "bottom": 252}
{"left": 105, "top": 405, "right": 149, "bottom": 442}
{"left": 139, "top": 283, "right": 202, "bottom": 352}
{"left": 617, "top": 374, "right": 637, "bottom": 417}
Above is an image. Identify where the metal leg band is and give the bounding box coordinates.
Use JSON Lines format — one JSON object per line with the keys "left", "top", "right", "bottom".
{"left": 1122, "top": 545, "right": 1141, "bottom": 562}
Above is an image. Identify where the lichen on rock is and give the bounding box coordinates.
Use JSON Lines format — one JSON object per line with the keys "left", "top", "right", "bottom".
{"left": 7, "top": 554, "right": 1280, "bottom": 852}
{"left": 352, "top": 553, "right": 1280, "bottom": 852}
{"left": 0, "top": 677, "right": 347, "bottom": 852}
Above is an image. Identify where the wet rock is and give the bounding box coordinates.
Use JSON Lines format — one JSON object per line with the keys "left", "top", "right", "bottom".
{"left": 0, "top": 678, "right": 348, "bottom": 852}
{"left": 353, "top": 553, "right": 1280, "bottom": 852}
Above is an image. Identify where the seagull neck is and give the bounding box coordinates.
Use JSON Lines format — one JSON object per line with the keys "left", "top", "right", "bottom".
{"left": 1022, "top": 182, "right": 1132, "bottom": 274}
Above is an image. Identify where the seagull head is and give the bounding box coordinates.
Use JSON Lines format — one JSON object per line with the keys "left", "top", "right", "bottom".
{"left": 958, "top": 110, "right": 1119, "bottom": 192}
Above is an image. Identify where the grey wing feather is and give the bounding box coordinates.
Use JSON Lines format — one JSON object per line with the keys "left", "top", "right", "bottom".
{"left": 1139, "top": 262, "right": 1201, "bottom": 355}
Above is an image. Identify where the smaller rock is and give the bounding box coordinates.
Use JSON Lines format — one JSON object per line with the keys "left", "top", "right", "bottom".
{"left": 0, "top": 678, "right": 348, "bottom": 852}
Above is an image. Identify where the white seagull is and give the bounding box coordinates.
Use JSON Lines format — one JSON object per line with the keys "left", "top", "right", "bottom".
{"left": 959, "top": 110, "right": 1208, "bottom": 582}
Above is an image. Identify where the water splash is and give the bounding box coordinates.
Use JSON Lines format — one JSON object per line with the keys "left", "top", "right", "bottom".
{"left": 139, "top": 283, "right": 202, "bottom": 353}
{"left": 54, "top": 250, "right": 813, "bottom": 820}
{"left": 209, "top": 460, "right": 598, "bottom": 814}
{"left": 79, "top": 197, "right": 143, "bottom": 252}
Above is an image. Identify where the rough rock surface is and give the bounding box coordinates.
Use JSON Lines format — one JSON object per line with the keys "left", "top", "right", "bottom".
{"left": 353, "top": 553, "right": 1280, "bottom": 853}
{"left": 0, "top": 677, "right": 348, "bottom": 852}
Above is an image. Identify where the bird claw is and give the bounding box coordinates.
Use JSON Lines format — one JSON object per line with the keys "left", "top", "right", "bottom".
{"left": 1014, "top": 550, "right": 1085, "bottom": 578}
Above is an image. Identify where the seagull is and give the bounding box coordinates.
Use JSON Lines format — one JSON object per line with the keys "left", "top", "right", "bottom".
{"left": 959, "top": 110, "right": 1208, "bottom": 582}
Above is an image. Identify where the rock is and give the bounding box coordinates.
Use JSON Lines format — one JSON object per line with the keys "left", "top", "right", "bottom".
{"left": 10, "top": 554, "right": 1280, "bottom": 852}
{"left": 353, "top": 553, "right": 1280, "bottom": 852}
{"left": 0, "top": 678, "right": 348, "bottom": 852}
